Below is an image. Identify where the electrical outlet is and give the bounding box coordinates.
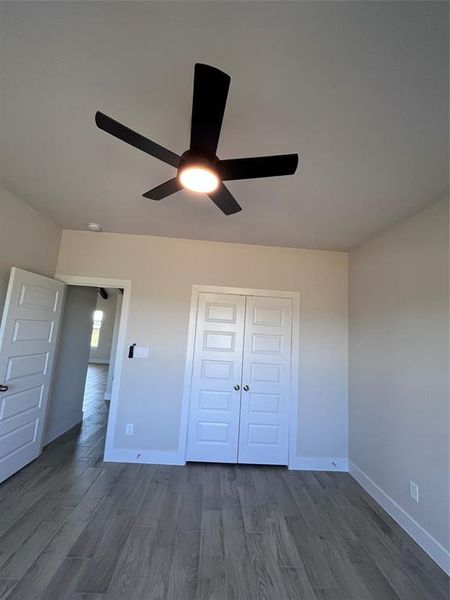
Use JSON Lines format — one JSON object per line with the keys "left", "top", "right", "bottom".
{"left": 409, "top": 480, "right": 419, "bottom": 503}
{"left": 126, "top": 423, "right": 134, "bottom": 436}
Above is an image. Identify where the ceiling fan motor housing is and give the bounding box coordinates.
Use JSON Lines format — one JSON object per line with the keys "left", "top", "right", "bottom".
{"left": 178, "top": 150, "right": 220, "bottom": 178}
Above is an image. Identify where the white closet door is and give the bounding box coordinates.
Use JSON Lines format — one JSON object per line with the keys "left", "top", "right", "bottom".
{"left": 186, "top": 293, "right": 245, "bottom": 463}
{"left": 237, "top": 296, "right": 292, "bottom": 465}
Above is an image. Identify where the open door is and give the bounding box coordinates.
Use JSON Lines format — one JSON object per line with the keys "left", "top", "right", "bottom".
{"left": 0, "top": 268, "right": 65, "bottom": 483}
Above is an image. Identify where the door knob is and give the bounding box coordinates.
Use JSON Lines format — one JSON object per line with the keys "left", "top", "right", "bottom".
{"left": 234, "top": 384, "right": 240, "bottom": 391}
{"left": 0, "top": 385, "right": 8, "bottom": 393}
{"left": 243, "top": 385, "right": 249, "bottom": 392}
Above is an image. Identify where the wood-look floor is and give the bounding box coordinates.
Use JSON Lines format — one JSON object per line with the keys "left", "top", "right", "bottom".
{"left": 0, "top": 364, "right": 447, "bottom": 600}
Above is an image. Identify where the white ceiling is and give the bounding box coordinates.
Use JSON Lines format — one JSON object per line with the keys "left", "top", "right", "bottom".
{"left": 0, "top": 1, "right": 448, "bottom": 250}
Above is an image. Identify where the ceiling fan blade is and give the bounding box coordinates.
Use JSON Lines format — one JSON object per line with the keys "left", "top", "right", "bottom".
{"left": 219, "top": 154, "right": 299, "bottom": 181}
{"left": 208, "top": 183, "right": 241, "bottom": 215}
{"left": 143, "top": 178, "right": 183, "bottom": 200}
{"left": 95, "top": 111, "right": 180, "bottom": 168}
{"left": 190, "top": 64, "right": 230, "bottom": 157}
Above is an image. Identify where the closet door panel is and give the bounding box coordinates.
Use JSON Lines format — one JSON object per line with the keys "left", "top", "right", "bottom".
{"left": 186, "top": 293, "right": 245, "bottom": 463}
{"left": 238, "top": 296, "right": 292, "bottom": 465}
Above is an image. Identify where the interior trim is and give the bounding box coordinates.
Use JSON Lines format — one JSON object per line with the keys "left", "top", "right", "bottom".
{"left": 55, "top": 274, "right": 132, "bottom": 465}
{"left": 289, "top": 456, "right": 348, "bottom": 472}
{"left": 179, "top": 284, "right": 300, "bottom": 468}
{"left": 349, "top": 460, "right": 450, "bottom": 574}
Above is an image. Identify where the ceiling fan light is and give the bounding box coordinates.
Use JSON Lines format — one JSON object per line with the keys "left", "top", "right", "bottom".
{"left": 179, "top": 166, "right": 219, "bottom": 193}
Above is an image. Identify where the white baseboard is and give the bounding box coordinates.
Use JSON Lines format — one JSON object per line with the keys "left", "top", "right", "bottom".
{"left": 103, "top": 447, "right": 185, "bottom": 466}
{"left": 89, "top": 359, "right": 109, "bottom": 365}
{"left": 45, "top": 410, "right": 83, "bottom": 445}
{"left": 349, "top": 461, "right": 450, "bottom": 575}
{"left": 289, "top": 456, "right": 348, "bottom": 472}
{"left": 105, "top": 451, "right": 348, "bottom": 471}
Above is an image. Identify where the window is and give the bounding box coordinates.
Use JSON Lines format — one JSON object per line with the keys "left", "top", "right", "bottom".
{"left": 90, "top": 309, "right": 103, "bottom": 348}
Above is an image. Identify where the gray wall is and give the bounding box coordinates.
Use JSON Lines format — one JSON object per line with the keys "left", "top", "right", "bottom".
{"left": 45, "top": 285, "right": 98, "bottom": 443}
{"left": 349, "top": 198, "right": 449, "bottom": 550}
{"left": 0, "top": 186, "right": 61, "bottom": 314}
{"left": 57, "top": 230, "right": 348, "bottom": 462}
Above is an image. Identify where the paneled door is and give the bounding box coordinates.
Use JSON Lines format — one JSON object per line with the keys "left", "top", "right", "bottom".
{"left": 186, "top": 292, "right": 245, "bottom": 463}
{"left": 0, "top": 268, "right": 65, "bottom": 483}
{"left": 186, "top": 290, "right": 293, "bottom": 465}
{"left": 238, "top": 296, "right": 292, "bottom": 465}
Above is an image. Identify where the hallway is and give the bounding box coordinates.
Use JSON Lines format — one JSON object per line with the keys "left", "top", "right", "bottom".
{"left": 82, "top": 363, "right": 109, "bottom": 426}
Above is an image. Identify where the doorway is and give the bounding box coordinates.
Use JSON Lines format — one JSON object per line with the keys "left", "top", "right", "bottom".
{"left": 0, "top": 268, "right": 130, "bottom": 482}
{"left": 44, "top": 286, "right": 124, "bottom": 460}
{"left": 88, "top": 288, "right": 123, "bottom": 403}
{"left": 53, "top": 275, "right": 131, "bottom": 463}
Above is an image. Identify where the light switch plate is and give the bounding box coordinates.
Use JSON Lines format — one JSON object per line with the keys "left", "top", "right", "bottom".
{"left": 134, "top": 346, "right": 149, "bottom": 359}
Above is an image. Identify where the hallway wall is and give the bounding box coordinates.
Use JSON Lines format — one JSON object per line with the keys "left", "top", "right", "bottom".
{"left": 45, "top": 285, "right": 98, "bottom": 443}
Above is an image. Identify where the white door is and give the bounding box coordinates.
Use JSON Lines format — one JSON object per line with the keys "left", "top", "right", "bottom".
{"left": 186, "top": 292, "right": 245, "bottom": 463}
{"left": 186, "top": 291, "right": 293, "bottom": 466}
{"left": 0, "top": 268, "right": 65, "bottom": 483}
{"left": 238, "top": 296, "right": 292, "bottom": 465}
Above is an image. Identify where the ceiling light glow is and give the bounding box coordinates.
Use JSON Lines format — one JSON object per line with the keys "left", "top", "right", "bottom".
{"left": 179, "top": 166, "right": 219, "bottom": 193}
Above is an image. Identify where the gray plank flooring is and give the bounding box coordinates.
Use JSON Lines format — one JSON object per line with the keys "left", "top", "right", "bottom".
{"left": 0, "top": 364, "right": 447, "bottom": 599}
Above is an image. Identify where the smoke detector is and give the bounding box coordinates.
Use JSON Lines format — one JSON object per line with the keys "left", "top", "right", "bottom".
{"left": 88, "top": 222, "right": 102, "bottom": 232}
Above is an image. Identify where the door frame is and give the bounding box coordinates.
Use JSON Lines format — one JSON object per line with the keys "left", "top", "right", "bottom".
{"left": 54, "top": 274, "right": 131, "bottom": 462}
{"left": 179, "top": 284, "right": 300, "bottom": 469}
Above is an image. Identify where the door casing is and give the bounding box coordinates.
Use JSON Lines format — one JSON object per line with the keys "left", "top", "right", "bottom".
{"left": 180, "top": 285, "right": 300, "bottom": 469}
{"left": 54, "top": 274, "right": 131, "bottom": 463}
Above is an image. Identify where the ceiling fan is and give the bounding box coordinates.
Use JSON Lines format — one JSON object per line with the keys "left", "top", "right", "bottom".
{"left": 95, "top": 63, "right": 299, "bottom": 215}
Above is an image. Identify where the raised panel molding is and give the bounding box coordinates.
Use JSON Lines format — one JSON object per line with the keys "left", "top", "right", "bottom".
{"left": 197, "top": 421, "right": 229, "bottom": 443}
{"left": 249, "top": 393, "right": 279, "bottom": 413}
{"left": 250, "top": 363, "right": 280, "bottom": 383}
{"left": 199, "top": 391, "right": 231, "bottom": 411}
{"left": 6, "top": 353, "right": 49, "bottom": 381}
{"left": 205, "top": 303, "right": 236, "bottom": 323}
{"left": 253, "top": 306, "right": 283, "bottom": 326}
{"left": 247, "top": 423, "right": 278, "bottom": 445}
{"left": 252, "top": 334, "right": 282, "bottom": 354}
{"left": 203, "top": 331, "right": 235, "bottom": 352}
{"left": 0, "top": 421, "right": 38, "bottom": 461}
{"left": 0, "top": 386, "right": 43, "bottom": 420}
{"left": 12, "top": 319, "right": 54, "bottom": 344}
{"left": 18, "top": 283, "right": 59, "bottom": 311}
{"left": 201, "top": 360, "right": 233, "bottom": 380}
